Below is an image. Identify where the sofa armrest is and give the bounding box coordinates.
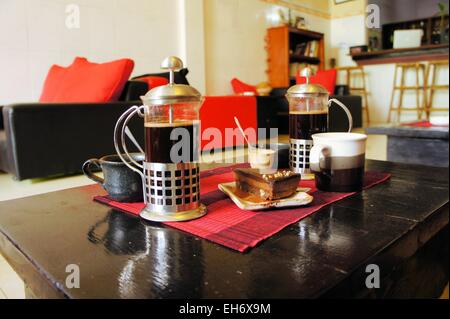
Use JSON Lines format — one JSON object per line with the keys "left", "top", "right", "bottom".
{"left": 3, "top": 102, "right": 144, "bottom": 180}
{"left": 119, "top": 80, "right": 148, "bottom": 102}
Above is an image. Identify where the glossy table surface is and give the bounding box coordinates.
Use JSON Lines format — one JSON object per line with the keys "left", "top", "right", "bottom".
{"left": 0, "top": 160, "right": 448, "bottom": 298}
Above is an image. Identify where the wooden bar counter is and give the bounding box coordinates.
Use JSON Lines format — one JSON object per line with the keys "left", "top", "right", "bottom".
{"left": 351, "top": 44, "right": 449, "bottom": 66}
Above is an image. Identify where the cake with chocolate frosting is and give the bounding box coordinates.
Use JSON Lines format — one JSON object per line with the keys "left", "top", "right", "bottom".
{"left": 234, "top": 168, "right": 301, "bottom": 200}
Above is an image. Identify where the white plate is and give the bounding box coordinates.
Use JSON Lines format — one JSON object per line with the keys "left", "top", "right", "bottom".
{"left": 218, "top": 182, "right": 313, "bottom": 211}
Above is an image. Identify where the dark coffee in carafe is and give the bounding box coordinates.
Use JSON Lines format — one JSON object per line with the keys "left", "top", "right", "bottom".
{"left": 144, "top": 120, "right": 199, "bottom": 163}
{"left": 289, "top": 110, "right": 328, "bottom": 140}
{"left": 286, "top": 84, "right": 352, "bottom": 175}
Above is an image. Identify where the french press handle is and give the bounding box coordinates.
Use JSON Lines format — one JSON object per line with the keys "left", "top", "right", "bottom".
{"left": 113, "top": 105, "right": 146, "bottom": 175}
{"left": 328, "top": 99, "right": 353, "bottom": 132}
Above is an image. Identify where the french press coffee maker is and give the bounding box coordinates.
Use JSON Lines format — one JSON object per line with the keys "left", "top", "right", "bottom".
{"left": 114, "top": 56, "right": 206, "bottom": 222}
{"left": 286, "top": 67, "right": 353, "bottom": 176}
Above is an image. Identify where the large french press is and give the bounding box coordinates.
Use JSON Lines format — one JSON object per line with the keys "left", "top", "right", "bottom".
{"left": 286, "top": 67, "right": 353, "bottom": 176}
{"left": 114, "top": 56, "right": 206, "bottom": 222}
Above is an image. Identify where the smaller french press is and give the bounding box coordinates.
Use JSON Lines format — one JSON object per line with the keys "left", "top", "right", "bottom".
{"left": 286, "top": 67, "right": 353, "bottom": 176}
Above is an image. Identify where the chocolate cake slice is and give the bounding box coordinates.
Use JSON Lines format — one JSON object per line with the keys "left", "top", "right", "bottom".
{"left": 234, "top": 168, "right": 301, "bottom": 201}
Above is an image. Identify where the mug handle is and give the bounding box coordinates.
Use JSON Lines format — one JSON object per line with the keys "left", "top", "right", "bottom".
{"left": 82, "top": 159, "right": 104, "bottom": 185}
{"left": 328, "top": 98, "right": 353, "bottom": 132}
{"left": 309, "top": 145, "right": 329, "bottom": 173}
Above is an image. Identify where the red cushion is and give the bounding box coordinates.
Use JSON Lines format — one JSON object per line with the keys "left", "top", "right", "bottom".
{"left": 296, "top": 69, "right": 337, "bottom": 95}
{"left": 39, "top": 57, "right": 134, "bottom": 103}
{"left": 135, "top": 76, "right": 169, "bottom": 90}
{"left": 200, "top": 96, "right": 257, "bottom": 150}
{"left": 39, "top": 65, "right": 66, "bottom": 102}
{"left": 230, "top": 78, "right": 258, "bottom": 95}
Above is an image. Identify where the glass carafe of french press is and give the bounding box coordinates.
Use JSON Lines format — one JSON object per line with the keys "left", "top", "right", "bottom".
{"left": 286, "top": 67, "right": 353, "bottom": 176}
{"left": 114, "top": 56, "right": 206, "bottom": 222}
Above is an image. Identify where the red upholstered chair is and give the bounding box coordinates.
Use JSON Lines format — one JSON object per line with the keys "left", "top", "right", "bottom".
{"left": 230, "top": 78, "right": 258, "bottom": 96}
{"left": 200, "top": 96, "right": 258, "bottom": 151}
{"left": 296, "top": 68, "right": 337, "bottom": 95}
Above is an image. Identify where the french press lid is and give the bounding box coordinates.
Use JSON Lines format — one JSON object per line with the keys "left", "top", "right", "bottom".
{"left": 141, "top": 56, "right": 201, "bottom": 106}
{"left": 286, "top": 67, "right": 328, "bottom": 97}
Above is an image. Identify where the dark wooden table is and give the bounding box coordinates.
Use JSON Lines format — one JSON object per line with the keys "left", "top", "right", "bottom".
{"left": 366, "top": 125, "right": 449, "bottom": 168}
{"left": 0, "top": 160, "right": 448, "bottom": 298}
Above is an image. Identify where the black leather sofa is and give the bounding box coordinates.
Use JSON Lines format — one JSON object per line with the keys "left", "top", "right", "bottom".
{"left": 0, "top": 68, "right": 194, "bottom": 180}
{"left": 0, "top": 81, "right": 148, "bottom": 180}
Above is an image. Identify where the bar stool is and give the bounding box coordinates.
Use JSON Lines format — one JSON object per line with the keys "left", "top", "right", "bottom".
{"left": 425, "top": 60, "right": 449, "bottom": 120}
{"left": 387, "top": 63, "right": 427, "bottom": 123}
{"left": 336, "top": 66, "right": 370, "bottom": 125}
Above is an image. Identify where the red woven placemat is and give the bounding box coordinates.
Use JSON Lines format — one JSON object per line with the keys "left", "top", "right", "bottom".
{"left": 94, "top": 165, "right": 390, "bottom": 252}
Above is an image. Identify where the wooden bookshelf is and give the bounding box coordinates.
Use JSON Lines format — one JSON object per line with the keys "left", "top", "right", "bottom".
{"left": 266, "top": 26, "right": 325, "bottom": 88}
{"left": 289, "top": 54, "right": 320, "bottom": 64}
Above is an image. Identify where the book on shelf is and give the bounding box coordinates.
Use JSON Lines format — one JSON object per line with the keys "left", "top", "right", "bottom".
{"left": 294, "top": 42, "right": 307, "bottom": 56}
{"left": 294, "top": 40, "right": 320, "bottom": 58}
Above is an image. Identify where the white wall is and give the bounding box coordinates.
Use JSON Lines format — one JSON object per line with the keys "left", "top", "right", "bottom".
{"left": 0, "top": 0, "right": 331, "bottom": 102}
{"left": 330, "top": 14, "right": 367, "bottom": 67}
{"left": 179, "top": 0, "right": 206, "bottom": 94}
{"left": 0, "top": 0, "right": 206, "bottom": 105}
{"left": 204, "top": 0, "right": 330, "bottom": 96}
{"left": 204, "top": 0, "right": 269, "bottom": 96}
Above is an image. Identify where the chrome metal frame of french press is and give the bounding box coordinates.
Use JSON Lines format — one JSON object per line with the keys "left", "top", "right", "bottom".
{"left": 114, "top": 56, "right": 206, "bottom": 222}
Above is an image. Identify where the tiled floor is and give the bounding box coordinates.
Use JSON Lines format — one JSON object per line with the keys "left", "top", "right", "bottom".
{"left": 0, "top": 173, "right": 96, "bottom": 202}
{"left": 0, "top": 134, "right": 446, "bottom": 299}
{"left": 0, "top": 254, "right": 25, "bottom": 299}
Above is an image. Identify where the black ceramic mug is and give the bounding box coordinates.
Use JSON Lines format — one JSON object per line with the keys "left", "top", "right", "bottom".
{"left": 82, "top": 153, "right": 145, "bottom": 202}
